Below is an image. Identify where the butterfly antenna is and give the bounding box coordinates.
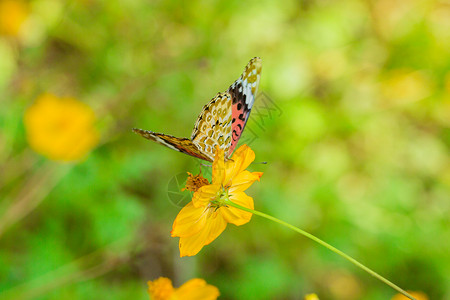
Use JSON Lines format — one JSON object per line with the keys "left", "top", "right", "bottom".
{"left": 252, "top": 161, "right": 268, "bottom": 165}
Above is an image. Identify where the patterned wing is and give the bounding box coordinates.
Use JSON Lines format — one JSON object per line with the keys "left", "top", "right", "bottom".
{"left": 190, "top": 92, "right": 232, "bottom": 161}
{"left": 227, "top": 57, "right": 262, "bottom": 155}
{"left": 132, "top": 128, "right": 212, "bottom": 161}
{"left": 133, "top": 57, "right": 260, "bottom": 162}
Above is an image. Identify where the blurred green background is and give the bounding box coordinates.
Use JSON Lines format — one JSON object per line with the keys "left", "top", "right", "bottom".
{"left": 0, "top": 0, "right": 449, "bottom": 299}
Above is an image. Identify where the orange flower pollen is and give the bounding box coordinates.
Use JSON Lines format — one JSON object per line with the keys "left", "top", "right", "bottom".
{"left": 182, "top": 172, "right": 210, "bottom": 192}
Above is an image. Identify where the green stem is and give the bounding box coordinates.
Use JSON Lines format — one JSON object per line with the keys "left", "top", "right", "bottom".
{"left": 225, "top": 200, "right": 416, "bottom": 300}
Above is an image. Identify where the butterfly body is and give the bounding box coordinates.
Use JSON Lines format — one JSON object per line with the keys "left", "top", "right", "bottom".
{"left": 133, "top": 57, "right": 261, "bottom": 162}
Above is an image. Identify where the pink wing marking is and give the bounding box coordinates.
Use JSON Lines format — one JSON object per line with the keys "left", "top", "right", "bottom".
{"left": 227, "top": 57, "right": 262, "bottom": 155}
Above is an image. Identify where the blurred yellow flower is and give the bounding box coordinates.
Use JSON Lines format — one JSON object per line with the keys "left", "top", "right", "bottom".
{"left": 148, "top": 277, "right": 219, "bottom": 300}
{"left": 304, "top": 293, "right": 320, "bottom": 300}
{"left": 391, "top": 291, "right": 429, "bottom": 300}
{"left": 171, "top": 145, "right": 262, "bottom": 257}
{"left": 444, "top": 72, "right": 450, "bottom": 94}
{"left": 381, "top": 69, "right": 431, "bottom": 106}
{"left": 0, "top": 0, "right": 29, "bottom": 36}
{"left": 24, "top": 93, "right": 99, "bottom": 162}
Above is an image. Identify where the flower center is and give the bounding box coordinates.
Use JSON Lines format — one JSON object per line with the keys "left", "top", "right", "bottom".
{"left": 210, "top": 186, "right": 229, "bottom": 209}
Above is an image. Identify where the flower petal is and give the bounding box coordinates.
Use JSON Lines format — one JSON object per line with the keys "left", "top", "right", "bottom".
{"left": 175, "top": 278, "right": 220, "bottom": 300}
{"left": 221, "top": 191, "right": 254, "bottom": 226}
{"left": 229, "top": 171, "right": 263, "bottom": 193}
{"left": 178, "top": 210, "right": 227, "bottom": 257}
{"left": 147, "top": 277, "right": 174, "bottom": 300}
{"left": 171, "top": 202, "right": 209, "bottom": 238}
{"left": 192, "top": 184, "right": 220, "bottom": 207}
{"left": 203, "top": 210, "right": 228, "bottom": 245}
{"left": 224, "top": 145, "right": 255, "bottom": 185}
{"left": 212, "top": 146, "right": 225, "bottom": 185}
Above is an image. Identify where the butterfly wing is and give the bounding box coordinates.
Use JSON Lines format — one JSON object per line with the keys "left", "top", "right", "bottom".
{"left": 227, "top": 57, "right": 262, "bottom": 155}
{"left": 132, "top": 93, "right": 233, "bottom": 162}
{"left": 134, "top": 57, "right": 261, "bottom": 161}
{"left": 190, "top": 92, "right": 233, "bottom": 161}
{"left": 132, "top": 128, "right": 212, "bottom": 161}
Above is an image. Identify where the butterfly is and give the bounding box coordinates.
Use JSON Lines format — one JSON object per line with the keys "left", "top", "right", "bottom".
{"left": 133, "top": 57, "right": 261, "bottom": 162}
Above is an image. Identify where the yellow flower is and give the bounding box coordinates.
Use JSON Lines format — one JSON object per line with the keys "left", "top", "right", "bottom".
{"left": 148, "top": 277, "right": 219, "bottom": 300}
{"left": 381, "top": 69, "right": 431, "bottom": 106}
{"left": 0, "top": 0, "right": 29, "bottom": 36}
{"left": 391, "top": 291, "right": 429, "bottom": 300}
{"left": 171, "top": 145, "right": 263, "bottom": 257}
{"left": 24, "top": 93, "right": 99, "bottom": 162}
{"left": 304, "top": 293, "right": 320, "bottom": 300}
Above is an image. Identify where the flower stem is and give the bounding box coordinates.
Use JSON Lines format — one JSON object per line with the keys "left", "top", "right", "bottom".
{"left": 225, "top": 200, "right": 416, "bottom": 300}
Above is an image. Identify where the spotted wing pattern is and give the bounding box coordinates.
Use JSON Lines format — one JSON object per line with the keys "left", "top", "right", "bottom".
{"left": 191, "top": 92, "right": 232, "bottom": 161}
{"left": 133, "top": 57, "right": 261, "bottom": 162}
{"left": 227, "top": 57, "right": 262, "bottom": 155}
